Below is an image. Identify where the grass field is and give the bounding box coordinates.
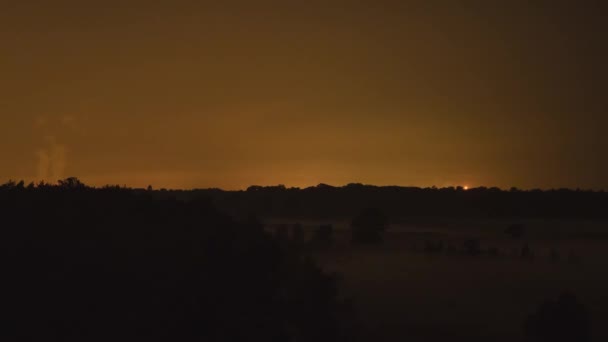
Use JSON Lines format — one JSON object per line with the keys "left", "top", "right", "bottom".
{"left": 267, "top": 218, "right": 608, "bottom": 341}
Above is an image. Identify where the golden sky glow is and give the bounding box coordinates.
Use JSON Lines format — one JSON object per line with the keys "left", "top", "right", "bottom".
{"left": 1, "top": 1, "right": 607, "bottom": 189}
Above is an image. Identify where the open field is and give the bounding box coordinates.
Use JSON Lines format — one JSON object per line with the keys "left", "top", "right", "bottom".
{"left": 267, "top": 218, "right": 608, "bottom": 341}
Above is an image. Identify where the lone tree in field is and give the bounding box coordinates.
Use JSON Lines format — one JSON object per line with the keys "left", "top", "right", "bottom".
{"left": 351, "top": 208, "right": 388, "bottom": 244}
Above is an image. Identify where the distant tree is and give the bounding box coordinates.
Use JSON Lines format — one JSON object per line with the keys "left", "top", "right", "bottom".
{"left": 246, "top": 185, "right": 264, "bottom": 192}
{"left": 487, "top": 247, "right": 500, "bottom": 257}
{"left": 1, "top": 180, "right": 16, "bottom": 189}
{"left": 58, "top": 177, "right": 85, "bottom": 189}
{"left": 275, "top": 224, "right": 289, "bottom": 243}
{"left": 524, "top": 292, "right": 590, "bottom": 342}
{"left": 312, "top": 224, "right": 334, "bottom": 247}
{"left": 424, "top": 240, "right": 444, "bottom": 253}
{"left": 315, "top": 183, "right": 335, "bottom": 190}
{"left": 446, "top": 242, "right": 457, "bottom": 254}
{"left": 424, "top": 240, "right": 433, "bottom": 253}
{"left": 567, "top": 250, "right": 582, "bottom": 264}
{"left": 521, "top": 243, "right": 534, "bottom": 260}
{"left": 550, "top": 248, "right": 561, "bottom": 263}
{"left": 351, "top": 208, "right": 388, "bottom": 244}
{"left": 463, "top": 238, "right": 481, "bottom": 256}
{"left": 506, "top": 223, "right": 526, "bottom": 239}
{"left": 245, "top": 214, "right": 265, "bottom": 234}
{"left": 292, "top": 223, "right": 305, "bottom": 245}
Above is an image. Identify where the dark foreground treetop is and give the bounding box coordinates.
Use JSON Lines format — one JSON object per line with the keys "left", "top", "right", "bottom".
{"left": 0, "top": 180, "right": 353, "bottom": 341}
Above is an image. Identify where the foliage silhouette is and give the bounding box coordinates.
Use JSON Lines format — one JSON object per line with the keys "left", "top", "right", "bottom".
{"left": 292, "top": 223, "right": 306, "bottom": 246}
{"left": 506, "top": 223, "right": 526, "bottom": 239}
{"left": 275, "top": 223, "right": 290, "bottom": 244}
{"left": 463, "top": 238, "right": 481, "bottom": 256}
{"left": 311, "top": 224, "right": 334, "bottom": 248}
{"left": 487, "top": 246, "right": 500, "bottom": 257}
{"left": 183, "top": 184, "right": 608, "bottom": 220}
{"left": 351, "top": 208, "right": 388, "bottom": 244}
{"left": 524, "top": 292, "right": 590, "bottom": 342}
{"left": 550, "top": 248, "right": 561, "bottom": 263}
{"left": 58, "top": 176, "right": 85, "bottom": 189}
{"left": 0, "top": 179, "right": 352, "bottom": 341}
{"left": 522, "top": 243, "right": 535, "bottom": 260}
{"left": 424, "top": 240, "right": 444, "bottom": 253}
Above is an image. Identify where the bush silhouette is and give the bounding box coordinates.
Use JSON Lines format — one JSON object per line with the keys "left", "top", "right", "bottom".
{"left": 463, "top": 238, "right": 481, "bottom": 256}
{"left": 487, "top": 247, "right": 500, "bottom": 257}
{"left": 524, "top": 292, "right": 590, "bottom": 342}
{"left": 522, "top": 243, "right": 535, "bottom": 260}
{"left": 351, "top": 208, "right": 388, "bottom": 244}
{"left": 424, "top": 240, "right": 444, "bottom": 253}
{"left": 506, "top": 223, "right": 526, "bottom": 239}
{"left": 312, "top": 224, "right": 334, "bottom": 247}
{"left": 292, "top": 223, "right": 306, "bottom": 245}
{"left": 57, "top": 177, "right": 86, "bottom": 189}
{"left": 550, "top": 248, "right": 561, "bottom": 263}
{"left": 275, "top": 223, "right": 290, "bottom": 243}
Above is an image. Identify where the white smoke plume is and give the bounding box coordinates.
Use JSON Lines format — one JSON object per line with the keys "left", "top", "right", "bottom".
{"left": 36, "top": 136, "right": 68, "bottom": 183}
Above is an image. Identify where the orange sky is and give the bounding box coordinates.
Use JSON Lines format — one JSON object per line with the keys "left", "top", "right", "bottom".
{"left": 1, "top": 1, "right": 607, "bottom": 189}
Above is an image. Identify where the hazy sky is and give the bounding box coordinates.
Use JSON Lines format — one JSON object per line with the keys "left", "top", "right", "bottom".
{"left": 1, "top": 1, "right": 607, "bottom": 189}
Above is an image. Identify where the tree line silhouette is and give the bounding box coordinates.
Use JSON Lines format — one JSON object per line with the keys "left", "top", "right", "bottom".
{"left": 142, "top": 183, "right": 608, "bottom": 220}
{"left": 0, "top": 179, "right": 595, "bottom": 341}
{"left": 8, "top": 181, "right": 604, "bottom": 220}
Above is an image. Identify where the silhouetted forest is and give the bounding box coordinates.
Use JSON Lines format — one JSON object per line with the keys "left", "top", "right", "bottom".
{"left": 0, "top": 179, "right": 353, "bottom": 341}
{"left": 154, "top": 183, "right": 608, "bottom": 220}
{"left": 0, "top": 179, "right": 601, "bottom": 341}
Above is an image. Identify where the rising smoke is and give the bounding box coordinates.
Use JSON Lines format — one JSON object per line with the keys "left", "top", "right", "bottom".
{"left": 36, "top": 136, "right": 67, "bottom": 183}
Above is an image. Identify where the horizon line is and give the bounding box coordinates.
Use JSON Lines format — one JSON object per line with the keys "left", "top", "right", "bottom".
{"left": 1, "top": 178, "right": 605, "bottom": 192}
